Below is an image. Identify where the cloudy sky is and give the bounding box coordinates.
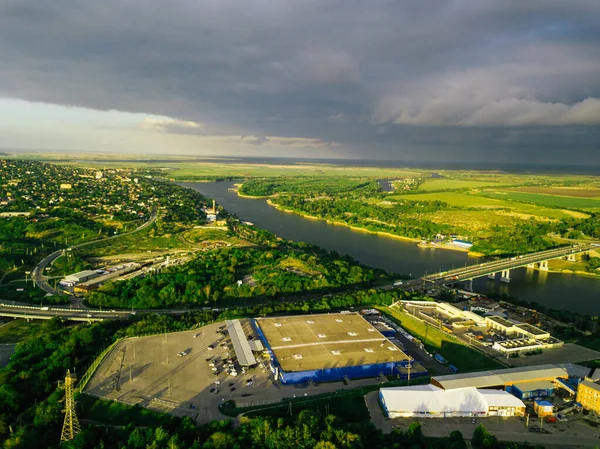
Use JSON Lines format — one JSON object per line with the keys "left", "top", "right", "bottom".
{"left": 1, "top": 1, "right": 599, "bottom": 164}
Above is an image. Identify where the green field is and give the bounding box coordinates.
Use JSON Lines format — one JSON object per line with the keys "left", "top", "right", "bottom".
{"left": 393, "top": 192, "right": 509, "bottom": 208}
{"left": 481, "top": 191, "right": 600, "bottom": 210}
{"left": 379, "top": 306, "right": 505, "bottom": 372}
{"left": 77, "top": 223, "right": 193, "bottom": 259}
{"left": 391, "top": 192, "right": 575, "bottom": 220}
{"left": 418, "top": 179, "right": 501, "bottom": 191}
{"left": 0, "top": 319, "right": 47, "bottom": 344}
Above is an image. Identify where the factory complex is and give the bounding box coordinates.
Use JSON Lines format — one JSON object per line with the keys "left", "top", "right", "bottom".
{"left": 380, "top": 363, "right": 597, "bottom": 419}
{"left": 253, "top": 313, "right": 414, "bottom": 384}
{"left": 400, "top": 300, "right": 564, "bottom": 355}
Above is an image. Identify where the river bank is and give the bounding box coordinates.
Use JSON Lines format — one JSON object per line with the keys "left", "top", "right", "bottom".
{"left": 265, "top": 199, "right": 422, "bottom": 245}
{"left": 182, "top": 181, "right": 600, "bottom": 315}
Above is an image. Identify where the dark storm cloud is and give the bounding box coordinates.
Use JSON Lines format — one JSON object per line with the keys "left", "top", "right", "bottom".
{"left": 1, "top": 0, "right": 599, "bottom": 163}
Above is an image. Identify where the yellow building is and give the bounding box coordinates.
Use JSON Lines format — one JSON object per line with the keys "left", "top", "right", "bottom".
{"left": 533, "top": 400, "right": 554, "bottom": 417}
{"left": 576, "top": 379, "right": 600, "bottom": 413}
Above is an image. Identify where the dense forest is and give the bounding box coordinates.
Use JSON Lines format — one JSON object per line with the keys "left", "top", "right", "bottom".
{"left": 87, "top": 242, "right": 383, "bottom": 309}
{"left": 272, "top": 195, "right": 453, "bottom": 240}
{"left": 239, "top": 178, "right": 383, "bottom": 197}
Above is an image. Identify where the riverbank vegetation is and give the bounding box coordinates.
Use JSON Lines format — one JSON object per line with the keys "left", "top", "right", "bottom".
{"left": 241, "top": 172, "right": 600, "bottom": 258}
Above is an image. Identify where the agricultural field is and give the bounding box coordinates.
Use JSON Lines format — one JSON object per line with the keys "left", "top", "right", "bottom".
{"left": 481, "top": 191, "right": 600, "bottom": 211}
{"left": 509, "top": 187, "right": 600, "bottom": 198}
{"left": 391, "top": 192, "right": 577, "bottom": 220}
{"left": 416, "top": 179, "right": 501, "bottom": 191}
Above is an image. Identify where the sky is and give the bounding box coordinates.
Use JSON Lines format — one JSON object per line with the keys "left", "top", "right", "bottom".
{"left": 1, "top": 1, "right": 599, "bottom": 165}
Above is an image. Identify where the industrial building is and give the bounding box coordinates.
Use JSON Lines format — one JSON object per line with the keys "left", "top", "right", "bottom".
{"left": 432, "top": 364, "right": 568, "bottom": 399}
{"left": 379, "top": 384, "right": 525, "bottom": 418}
{"left": 65, "top": 270, "right": 100, "bottom": 284}
{"left": 401, "top": 300, "right": 563, "bottom": 355}
{"left": 254, "top": 313, "right": 411, "bottom": 384}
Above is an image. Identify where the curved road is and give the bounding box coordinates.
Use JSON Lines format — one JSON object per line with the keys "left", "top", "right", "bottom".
{"left": 31, "top": 209, "right": 157, "bottom": 298}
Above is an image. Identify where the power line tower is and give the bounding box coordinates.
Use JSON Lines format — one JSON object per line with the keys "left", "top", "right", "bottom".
{"left": 60, "top": 369, "right": 81, "bottom": 444}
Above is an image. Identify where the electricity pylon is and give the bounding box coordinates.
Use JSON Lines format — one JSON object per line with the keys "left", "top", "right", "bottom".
{"left": 60, "top": 369, "right": 81, "bottom": 444}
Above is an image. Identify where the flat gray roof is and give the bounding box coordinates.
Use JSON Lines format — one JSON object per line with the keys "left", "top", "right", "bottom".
{"left": 513, "top": 379, "right": 556, "bottom": 392}
{"left": 255, "top": 313, "right": 408, "bottom": 372}
{"left": 226, "top": 319, "right": 256, "bottom": 366}
{"left": 433, "top": 364, "right": 568, "bottom": 390}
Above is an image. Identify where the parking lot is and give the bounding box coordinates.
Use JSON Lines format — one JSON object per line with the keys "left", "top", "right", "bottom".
{"left": 85, "top": 320, "right": 398, "bottom": 423}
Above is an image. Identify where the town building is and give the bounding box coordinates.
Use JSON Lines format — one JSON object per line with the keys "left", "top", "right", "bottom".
{"left": 576, "top": 379, "right": 600, "bottom": 414}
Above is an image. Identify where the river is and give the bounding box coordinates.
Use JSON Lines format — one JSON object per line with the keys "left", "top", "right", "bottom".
{"left": 182, "top": 181, "right": 600, "bottom": 315}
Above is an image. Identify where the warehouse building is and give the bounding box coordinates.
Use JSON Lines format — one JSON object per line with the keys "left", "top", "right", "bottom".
{"left": 65, "top": 270, "right": 100, "bottom": 284}
{"left": 432, "top": 365, "right": 568, "bottom": 396}
{"left": 254, "top": 313, "right": 410, "bottom": 384}
{"left": 379, "top": 384, "right": 525, "bottom": 418}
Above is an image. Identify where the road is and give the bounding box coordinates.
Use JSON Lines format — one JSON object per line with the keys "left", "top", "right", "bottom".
{"left": 31, "top": 209, "right": 157, "bottom": 299}
{"left": 400, "top": 243, "right": 595, "bottom": 290}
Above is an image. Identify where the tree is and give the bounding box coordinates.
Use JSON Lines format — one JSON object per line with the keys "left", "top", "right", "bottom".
{"left": 472, "top": 424, "right": 498, "bottom": 449}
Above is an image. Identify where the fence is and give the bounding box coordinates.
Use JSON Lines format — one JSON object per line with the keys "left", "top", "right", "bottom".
{"left": 76, "top": 338, "right": 123, "bottom": 393}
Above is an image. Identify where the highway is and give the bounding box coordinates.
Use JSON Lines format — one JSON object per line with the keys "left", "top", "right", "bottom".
{"left": 10, "top": 236, "right": 596, "bottom": 322}
{"left": 31, "top": 209, "right": 157, "bottom": 299}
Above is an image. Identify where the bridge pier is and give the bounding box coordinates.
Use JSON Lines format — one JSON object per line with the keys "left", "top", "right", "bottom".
{"left": 500, "top": 270, "right": 511, "bottom": 283}
{"left": 539, "top": 260, "right": 549, "bottom": 271}
{"left": 464, "top": 279, "right": 473, "bottom": 292}
{"left": 487, "top": 272, "right": 496, "bottom": 280}
{"left": 566, "top": 254, "right": 577, "bottom": 262}
{"left": 527, "top": 263, "right": 536, "bottom": 269}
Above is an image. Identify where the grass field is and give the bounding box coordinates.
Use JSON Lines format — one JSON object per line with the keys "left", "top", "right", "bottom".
{"left": 391, "top": 192, "right": 575, "bottom": 221}
{"left": 482, "top": 191, "right": 600, "bottom": 210}
{"left": 0, "top": 319, "right": 46, "bottom": 344}
{"left": 78, "top": 394, "right": 175, "bottom": 427}
{"left": 378, "top": 306, "right": 504, "bottom": 372}
{"left": 509, "top": 187, "right": 600, "bottom": 198}
{"left": 77, "top": 224, "right": 192, "bottom": 258}
{"left": 418, "top": 179, "right": 501, "bottom": 191}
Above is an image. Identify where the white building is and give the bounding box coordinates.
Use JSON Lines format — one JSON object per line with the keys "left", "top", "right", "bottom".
{"left": 65, "top": 270, "right": 99, "bottom": 284}
{"left": 379, "top": 384, "right": 525, "bottom": 418}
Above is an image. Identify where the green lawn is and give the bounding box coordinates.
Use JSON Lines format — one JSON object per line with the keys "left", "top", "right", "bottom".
{"left": 481, "top": 191, "right": 600, "bottom": 210}
{"left": 0, "top": 319, "right": 47, "bottom": 344}
{"left": 378, "top": 306, "right": 504, "bottom": 372}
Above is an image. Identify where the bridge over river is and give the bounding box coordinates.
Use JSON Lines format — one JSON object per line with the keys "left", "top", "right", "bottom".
{"left": 403, "top": 243, "right": 598, "bottom": 291}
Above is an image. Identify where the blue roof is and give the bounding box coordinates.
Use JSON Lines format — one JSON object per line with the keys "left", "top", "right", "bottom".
{"left": 535, "top": 400, "right": 553, "bottom": 407}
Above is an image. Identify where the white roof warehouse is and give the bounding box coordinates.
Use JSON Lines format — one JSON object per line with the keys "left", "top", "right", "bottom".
{"left": 379, "top": 384, "right": 526, "bottom": 418}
